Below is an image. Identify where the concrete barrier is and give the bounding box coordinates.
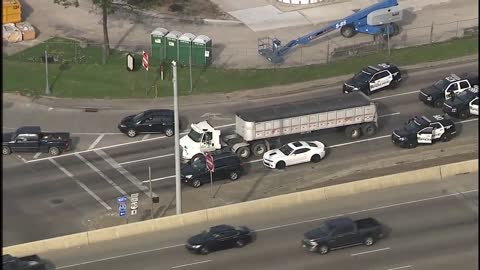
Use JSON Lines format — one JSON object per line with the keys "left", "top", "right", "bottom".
{"left": 4, "top": 159, "right": 477, "bottom": 256}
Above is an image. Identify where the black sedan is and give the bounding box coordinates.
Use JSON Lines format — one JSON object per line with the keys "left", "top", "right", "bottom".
{"left": 185, "top": 224, "right": 253, "bottom": 255}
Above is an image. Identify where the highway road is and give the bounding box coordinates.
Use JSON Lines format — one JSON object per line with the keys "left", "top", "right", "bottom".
{"left": 2, "top": 61, "right": 479, "bottom": 245}
{"left": 37, "top": 173, "right": 478, "bottom": 270}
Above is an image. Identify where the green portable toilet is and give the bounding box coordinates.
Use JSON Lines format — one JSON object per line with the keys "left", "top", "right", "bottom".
{"left": 165, "top": 30, "right": 182, "bottom": 62}
{"left": 192, "top": 35, "right": 213, "bottom": 67}
{"left": 150, "top": 27, "right": 169, "bottom": 65}
{"left": 178, "top": 33, "right": 196, "bottom": 66}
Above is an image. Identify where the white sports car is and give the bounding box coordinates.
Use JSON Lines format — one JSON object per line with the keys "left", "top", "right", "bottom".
{"left": 263, "top": 141, "right": 326, "bottom": 169}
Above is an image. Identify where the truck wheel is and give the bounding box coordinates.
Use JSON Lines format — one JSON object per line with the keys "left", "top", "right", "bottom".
{"left": 361, "top": 123, "right": 377, "bottom": 137}
{"left": 276, "top": 161, "right": 286, "bottom": 169}
{"left": 192, "top": 179, "right": 202, "bottom": 188}
{"left": 341, "top": 25, "right": 356, "bottom": 38}
{"left": 236, "top": 147, "right": 251, "bottom": 160}
{"left": 310, "top": 154, "right": 321, "bottom": 163}
{"left": 434, "top": 99, "right": 444, "bottom": 108}
{"left": 229, "top": 171, "right": 240, "bottom": 181}
{"left": 390, "top": 80, "right": 399, "bottom": 89}
{"left": 318, "top": 245, "right": 329, "bottom": 255}
{"left": 2, "top": 146, "right": 11, "bottom": 155}
{"left": 191, "top": 154, "right": 205, "bottom": 164}
{"left": 165, "top": 128, "right": 174, "bottom": 137}
{"left": 127, "top": 129, "right": 137, "bottom": 138}
{"left": 345, "top": 125, "right": 362, "bottom": 139}
{"left": 363, "top": 236, "right": 375, "bottom": 246}
{"left": 49, "top": 147, "right": 61, "bottom": 156}
{"left": 252, "top": 141, "right": 267, "bottom": 157}
{"left": 441, "top": 133, "right": 452, "bottom": 142}
{"left": 459, "top": 110, "right": 470, "bottom": 119}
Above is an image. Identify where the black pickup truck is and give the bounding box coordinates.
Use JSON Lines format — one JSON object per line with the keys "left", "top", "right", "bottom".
{"left": 302, "top": 217, "right": 384, "bottom": 255}
{"left": 2, "top": 126, "right": 71, "bottom": 156}
{"left": 2, "top": 254, "right": 46, "bottom": 270}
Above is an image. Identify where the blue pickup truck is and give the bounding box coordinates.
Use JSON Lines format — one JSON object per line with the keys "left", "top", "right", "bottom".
{"left": 302, "top": 217, "right": 384, "bottom": 254}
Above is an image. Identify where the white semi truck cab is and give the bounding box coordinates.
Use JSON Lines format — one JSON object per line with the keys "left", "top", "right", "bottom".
{"left": 180, "top": 121, "right": 221, "bottom": 162}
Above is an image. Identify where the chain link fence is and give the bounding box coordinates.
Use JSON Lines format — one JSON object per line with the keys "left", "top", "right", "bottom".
{"left": 4, "top": 18, "right": 478, "bottom": 68}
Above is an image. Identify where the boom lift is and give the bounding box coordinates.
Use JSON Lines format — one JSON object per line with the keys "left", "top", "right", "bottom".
{"left": 258, "top": 0, "right": 403, "bottom": 64}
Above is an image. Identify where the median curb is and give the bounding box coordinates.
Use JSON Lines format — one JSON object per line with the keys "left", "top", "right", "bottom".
{"left": 3, "top": 159, "right": 477, "bottom": 256}
{"left": 3, "top": 54, "right": 477, "bottom": 111}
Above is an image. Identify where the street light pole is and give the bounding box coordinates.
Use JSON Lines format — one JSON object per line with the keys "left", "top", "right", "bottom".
{"left": 172, "top": 61, "right": 182, "bottom": 215}
{"left": 44, "top": 50, "right": 51, "bottom": 95}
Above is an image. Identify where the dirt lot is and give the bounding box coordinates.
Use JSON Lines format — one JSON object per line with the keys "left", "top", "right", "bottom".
{"left": 133, "top": 0, "right": 234, "bottom": 20}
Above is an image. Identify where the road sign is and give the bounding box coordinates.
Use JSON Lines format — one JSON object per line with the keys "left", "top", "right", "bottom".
{"left": 130, "top": 193, "right": 139, "bottom": 215}
{"left": 142, "top": 51, "right": 149, "bottom": 71}
{"left": 117, "top": 196, "right": 128, "bottom": 217}
{"left": 126, "top": 53, "right": 134, "bottom": 71}
{"left": 205, "top": 152, "right": 214, "bottom": 172}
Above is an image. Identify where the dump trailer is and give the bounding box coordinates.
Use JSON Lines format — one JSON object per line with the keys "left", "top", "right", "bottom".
{"left": 180, "top": 92, "right": 378, "bottom": 162}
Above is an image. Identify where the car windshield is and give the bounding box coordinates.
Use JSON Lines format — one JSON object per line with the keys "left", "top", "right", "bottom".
{"left": 433, "top": 79, "right": 450, "bottom": 90}
{"left": 353, "top": 70, "right": 371, "bottom": 82}
{"left": 405, "top": 119, "right": 422, "bottom": 132}
{"left": 188, "top": 129, "right": 203, "bottom": 143}
{"left": 132, "top": 112, "right": 145, "bottom": 122}
{"left": 279, "top": 144, "right": 294, "bottom": 155}
{"left": 309, "top": 223, "right": 331, "bottom": 237}
{"left": 191, "top": 159, "right": 206, "bottom": 171}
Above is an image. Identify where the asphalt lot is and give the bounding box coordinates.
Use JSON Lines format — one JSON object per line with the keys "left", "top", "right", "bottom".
{"left": 2, "top": 62, "right": 479, "bottom": 245}
{"left": 37, "top": 173, "right": 478, "bottom": 270}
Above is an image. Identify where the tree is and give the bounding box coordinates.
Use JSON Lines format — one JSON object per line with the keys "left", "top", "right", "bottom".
{"left": 54, "top": 0, "right": 112, "bottom": 64}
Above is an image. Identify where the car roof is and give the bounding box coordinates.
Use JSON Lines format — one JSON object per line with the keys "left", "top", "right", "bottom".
{"left": 145, "top": 109, "right": 173, "bottom": 115}
{"left": 209, "top": 224, "right": 235, "bottom": 233}
{"left": 212, "top": 151, "right": 239, "bottom": 160}
{"left": 363, "top": 63, "right": 397, "bottom": 74}
{"left": 16, "top": 126, "right": 41, "bottom": 134}
{"left": 287, "top": 141, "right": 311, "bottom": 149}
{"left": 326, "top": 217, "right": 354, "bottom": 227}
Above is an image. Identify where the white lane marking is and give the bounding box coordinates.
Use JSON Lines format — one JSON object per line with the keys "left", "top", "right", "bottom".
{"left": 33, "top": 152, "right": 41, "bottom": 159}
{"left": 55, "top": 244, "right": 184, "bottom": 269}
{"left": 385, "top": 266, "right": 412, "bottom": 270}
{"left": 254, "top": 189, "right": 478, "bottom": 232}
{"left": 26, "top": 125, "right": 234, "bottom": 163}
{"left": 378, "top": 112, "right": 400, "bottom": 118}
{"left": 75, "top": 153, "right": 128, "bottom": 196}
{"left": 16, "top": 154, "right": 28, "bottom": 163}
{"left": 351, "top": 247, "right": 391, "bottom": 256}
{"left": 54, "top": 189, "right": 478, "bottom": 269}
{"left": 95, "top": 149, "right": 158, "bottom": 198}
{"left": 72, "top": 132, "right": 123, "bottom": 135}
{"left": 49, "top": 159, "right": 111, "bottom": 210}
{"left": 141, "top": 175, "right": 175, "bottom": 183}
{"left": 372, "top": 90, "right": 419, "bottom": 100}
{"left": 142, "top": 134, "right": 150, "bottom": 140}
{"left": 171, "top": 260, "right": 212, "bottom": 269}
{"left": 119, "top": 153, "right": 174, "bottom": 166}
{"left": 88, "top": 134, "right": 105, "bottom": 150}
{"left": 458, "top": 118, "right": 479, "bottom": 124}
{"left": 327, "top": 135, "right": 392, "bottom": 149}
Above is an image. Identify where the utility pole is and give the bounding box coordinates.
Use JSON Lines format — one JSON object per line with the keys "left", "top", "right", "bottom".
{"left": 44, "top": 50, "right": 51, "bottom": 95}
{"left": 172, "top": 61, "right": 182, "bottom": 214}
{"left": 149, "top": 166, "right": 153, "bottom": 219}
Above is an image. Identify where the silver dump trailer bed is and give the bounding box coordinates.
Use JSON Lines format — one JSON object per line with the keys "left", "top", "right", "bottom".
{"left": 234, "top": 92, "right": 377, "bottom": 142}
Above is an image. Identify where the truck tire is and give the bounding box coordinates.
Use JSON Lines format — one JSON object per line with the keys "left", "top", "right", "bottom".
{"left": 459, "top": 109, "right": 470, "bottom": 119}
{"left": 236, "top": 146, "right": 251, "bottom": 160}
{"left": 2, "top": 146, "right": 11, "bottom": 155}
{"left": 49, "top": 147, "right": 61, "bottom": 156}
{"left": 390, "top": 79, "right": 399, "bottom": 89}
{"left": 191, "top": 154, "right": 205, "bottom": 164}
{"left": 252, "top": 141, "right": 268, "bottom": 157}
{"left": 165, "top": 128, "right": 174, "bottom": 137}
{"left": 127, "top": 129, "right": 137, "bottom": 138}
{"left": 318, "top": 245, "right": 330, "bottom": 255}
{"left": 345, "top": 125, "right": 362, "bottom": 139}
{"left": 363, "top": 236, "right": 375, "bottom": 246}
{"left": 276, "top": 161, "right": 286, "bottom": 169}
{"left": 391, "top": 23, "right": 400, "bottom": 36}
{"left": 434, "top": 98, "right": 444, "bottom": 108}
{"left": 361, "top": 123, "right": 377, "bottom": 137}
{"left": 341, "top": 25, "right": 356, "bottom": 38}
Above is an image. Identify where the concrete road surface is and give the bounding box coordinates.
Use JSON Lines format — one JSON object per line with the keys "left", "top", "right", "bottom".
{"left": 37, "top": 173, "right": 478, "bottom": 270}
{"left": 2, "top": 61, "right": 478, "bottom": 246}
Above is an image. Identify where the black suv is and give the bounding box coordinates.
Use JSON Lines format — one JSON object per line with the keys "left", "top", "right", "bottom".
{"left": 118, "top": 109, "right": 174, "bottom": 138}
{"left": 185, "top": 224, "right": 253, "bottom": 255}
{"left": 181, "top": 151, "right": 243, "bottom": 188}
{"left": 343, "top": 63, "right": 402, "bottom": 95}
